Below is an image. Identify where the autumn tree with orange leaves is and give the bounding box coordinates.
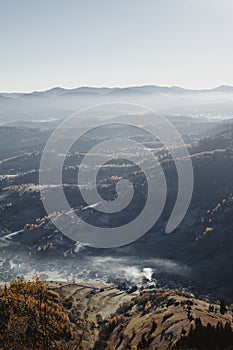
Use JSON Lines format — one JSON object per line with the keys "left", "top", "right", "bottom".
{"left": 0, "top": 277, "right": 74, "bottom": 350}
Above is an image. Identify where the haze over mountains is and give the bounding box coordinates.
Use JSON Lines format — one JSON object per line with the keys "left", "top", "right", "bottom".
{"left": 2, "top": 84, "right": 233, "bottom": 97}
{"left": 1, "top": 85, "right": 233, "bottom": 125}
{"left": 2, "top": 0, "right": 233, "bottom": 347}
{"left": 1, "top": 107, "right": 233, "bottom": 301}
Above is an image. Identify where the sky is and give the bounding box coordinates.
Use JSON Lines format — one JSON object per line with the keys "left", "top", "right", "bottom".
{"left": 0, "top": 0, "right": 233, "bottom": 92}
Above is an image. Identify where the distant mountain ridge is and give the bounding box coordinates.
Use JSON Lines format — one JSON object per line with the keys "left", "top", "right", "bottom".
{"left": 1, "top": 84, "right": 233, "bottom": 98}
{"left": 1, "top": 84, "right": 233, "bottom": 126}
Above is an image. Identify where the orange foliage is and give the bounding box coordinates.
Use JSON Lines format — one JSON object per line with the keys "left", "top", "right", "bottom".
{"left": 0, "top": 276, "right": 73, "bottom": 350}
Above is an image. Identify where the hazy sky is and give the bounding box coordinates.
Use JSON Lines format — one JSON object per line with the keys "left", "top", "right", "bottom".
{"left": 0, "top": 0, "right": 233, "bottom": 92}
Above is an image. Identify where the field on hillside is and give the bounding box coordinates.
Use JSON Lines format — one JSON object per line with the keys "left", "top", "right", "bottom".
{"left": 48, "top": 281, "right": 233, "bottom": 350}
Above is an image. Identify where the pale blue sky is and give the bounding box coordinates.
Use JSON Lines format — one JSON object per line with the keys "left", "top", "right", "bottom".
{"left": 0, "top": 0, "right": 233, "bottom": 92}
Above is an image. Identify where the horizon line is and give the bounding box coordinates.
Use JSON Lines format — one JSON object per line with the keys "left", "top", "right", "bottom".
{"left": 1, "top": 83, "right": 233, "bottom": 95}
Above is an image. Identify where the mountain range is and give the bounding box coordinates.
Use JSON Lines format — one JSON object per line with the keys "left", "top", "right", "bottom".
{"left": 1, "top": 84, "right": 233, "bottom": 98}
{"left": 0, "top": 84, "right": 233, "bottom": 125}
{"left": 1, "top": 118, "right": 233, "bottom": 300}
